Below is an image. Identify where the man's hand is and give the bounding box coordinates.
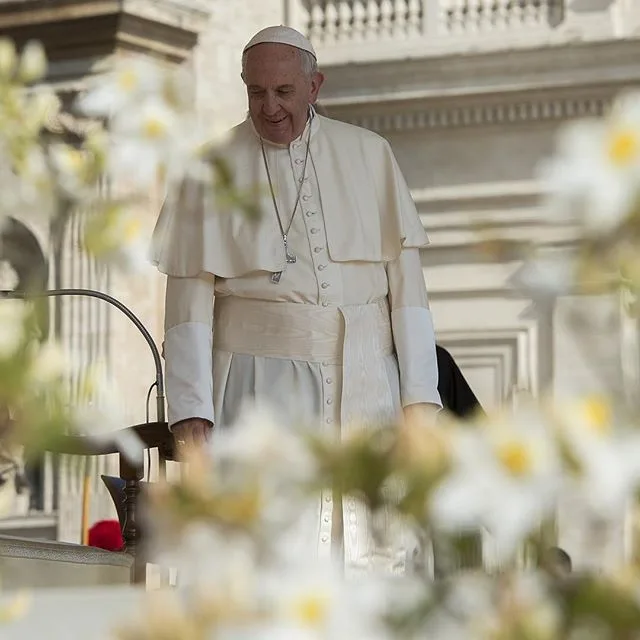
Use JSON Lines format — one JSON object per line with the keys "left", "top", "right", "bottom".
{"left": 403, "top": 403, "right": 440, "bottom": 428}
{"left": 172, "top": 418, "right": 213, "bottom": 450}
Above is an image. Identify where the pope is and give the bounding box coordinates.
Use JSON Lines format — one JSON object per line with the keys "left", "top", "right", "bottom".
{"left": 151, "top": 25, "right": 442, "bottom": 572}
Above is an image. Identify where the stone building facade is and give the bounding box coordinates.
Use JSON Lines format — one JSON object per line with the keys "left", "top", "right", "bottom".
{"left": 0, "top": 0, "right": 639, "bottom": 567}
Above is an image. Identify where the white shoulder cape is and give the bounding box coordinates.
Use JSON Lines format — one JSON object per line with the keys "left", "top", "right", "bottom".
{"left": 150, "top": 115, "right": 429, "bottom": 278}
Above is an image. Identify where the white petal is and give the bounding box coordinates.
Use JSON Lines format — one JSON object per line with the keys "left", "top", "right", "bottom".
{"left": 18, "top": 40, "right": 47, "bottom": 83}
{"left": 583, "top": 169, "right": 637, "bottom": 231}
{"left": 114, "top": 429, "right": 145, "bottom": 465}
{"left": 509, "top": 253, "right": 575, "bottom": 299}
{"left": 429, "top": 472, "right": 490, "bottom": 531}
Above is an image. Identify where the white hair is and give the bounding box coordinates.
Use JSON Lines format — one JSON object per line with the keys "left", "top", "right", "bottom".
{"left": 241, "top": 48, "right": 318, "bottom": 79}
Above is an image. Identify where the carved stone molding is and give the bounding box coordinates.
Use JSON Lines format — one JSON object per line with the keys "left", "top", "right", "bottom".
{"left": 320, "top": 36, "right": 640, "bottom": 132}
{"left": 437, "top": 325, "right": 538, "bottom": 401}
{"left": 0, "top": 0, "right": 211, "bottom": 64}
{"left": 336, "top": 93, "right": 609, "bottom": 133}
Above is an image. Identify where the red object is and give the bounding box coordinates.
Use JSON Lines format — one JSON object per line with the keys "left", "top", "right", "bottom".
{"left": 88, "top": 519, "right": 124, "bottom": 552}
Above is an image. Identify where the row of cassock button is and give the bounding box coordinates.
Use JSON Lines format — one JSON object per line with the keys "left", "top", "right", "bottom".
{"left": 291, "top": 140, "right": 357, "bottom": 553}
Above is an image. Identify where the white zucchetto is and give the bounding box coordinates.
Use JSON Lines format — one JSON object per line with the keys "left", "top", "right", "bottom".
{"left": 243, "top": 25, "right": 317, "bottom": 59}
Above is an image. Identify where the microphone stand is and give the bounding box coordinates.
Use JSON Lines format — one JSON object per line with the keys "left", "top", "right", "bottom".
{"left": 0, "top": 288, "right": 165, "bottom": 424}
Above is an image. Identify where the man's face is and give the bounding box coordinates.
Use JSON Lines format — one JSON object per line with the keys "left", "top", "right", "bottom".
{"left": 243, "top": 43, "right": 324, "bottom": 145}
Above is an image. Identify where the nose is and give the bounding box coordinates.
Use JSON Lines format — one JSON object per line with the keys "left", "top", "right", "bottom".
{"left": 262, "top": 92, "right": 279, "bottom": 117}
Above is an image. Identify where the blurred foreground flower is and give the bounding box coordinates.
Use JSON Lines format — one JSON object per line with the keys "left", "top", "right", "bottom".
{"left": 0, "top": 299, "right": 30, "bottom": 359}
{"left": 82, "top": 203, "right": 149, "bottom": 273}
{"left": 429, "top": 405, "right": 561, "bottom": 560}
{"left": 73, "top": 362, "right": 143, "bottom": 464}
{"left": 76, "top": 58, "right": 211, "bottom": 189}
{"left": 148, "top": 403, "right": 319, "bottom": 584}
{"left": 508, "top": 250, "right": 577, "bottom": 302}
{"left": 0, "top": 590, "right": 30, "bottom": 625}
{"left": 76, "top": 57, "right": 165, "bottom": 118}
{"left": 539, "top": 90, "right": 640, "bottom": 235}
{"left": 262, "top": 564, "right": 389, "bottom": 639}
{"left": 554, "top": 395, "right": 640, "bottom": 521}
{"left": 116, "top": 562, "right": 389, "bottom": 640}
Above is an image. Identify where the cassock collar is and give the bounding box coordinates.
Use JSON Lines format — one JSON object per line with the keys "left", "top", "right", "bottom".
{"left": 248, "top": 105, "right": 320, "bottom": 149}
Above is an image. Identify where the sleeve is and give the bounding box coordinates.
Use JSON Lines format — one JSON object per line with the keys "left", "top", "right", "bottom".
{"left": 386, "top": 248, "right": 442, "bottom": 409}
{"left": 437, "top": 345, "right": 485, "bottom": 419}
{"left": 163, "top": 274, "right": 215, "bottom": 428}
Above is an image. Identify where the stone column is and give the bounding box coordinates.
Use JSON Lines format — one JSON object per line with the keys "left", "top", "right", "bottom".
{"left": 54, "top": 210, "right": 119, "bottom": 543}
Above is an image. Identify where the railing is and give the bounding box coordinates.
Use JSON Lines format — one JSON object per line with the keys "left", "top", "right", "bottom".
{"left": 293, "top": 0, "right": 566, "bottom": 58}
{"left": 441, "top": 0, "right": 562, "bottom": 34}
{"left": 305, "top": 0, "right": 427, "bottom": 43}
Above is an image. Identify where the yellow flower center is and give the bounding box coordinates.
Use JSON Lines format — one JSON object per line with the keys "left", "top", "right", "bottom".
{"left": 78, "top": 373, "right": 97, "bottom": 401}
{"left": 142, "top": 116, "right": 168, "bottom": 140}
{"left": 496, "top": 441, "right": 532, "bottom": 477}
{"left": 58, "top": 147, "right": 84, "bottom": 174}
{"left": 122, "top": 217, "right": 141, "bottom": 242}
{"left": 583, "top": 396, "right": 611, "bottom": 434}
{"left": 117, "top": 69, "right": 138, "bottom": 93}
{"left": 214, "top": 489, "right": 261, "bottom": 527}
{"left": 608, "top": 129, "right": 639, "bottom": 167}
{"left": 291, "top": 593, "right": 329, "bottom": 627}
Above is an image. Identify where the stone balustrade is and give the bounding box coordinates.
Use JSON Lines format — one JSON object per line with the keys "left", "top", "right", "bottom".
{"left": 440, "top": 0, "right": 563, "bottom": 34}
{"left": 287, "top": 0, "right": 600, "bottom": 63}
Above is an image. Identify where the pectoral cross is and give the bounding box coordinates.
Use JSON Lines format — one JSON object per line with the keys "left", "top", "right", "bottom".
{"left": 271, "top": 234, "right": 297, "bottom": 284}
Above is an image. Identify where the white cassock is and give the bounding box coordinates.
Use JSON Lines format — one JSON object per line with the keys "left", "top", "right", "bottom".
{"left": 151, "top": 109, "right": 442, "bottom": 574}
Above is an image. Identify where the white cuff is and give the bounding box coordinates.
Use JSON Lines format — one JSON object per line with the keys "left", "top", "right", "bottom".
{"left": 391, "top": 307, "right": 442, "bottom": 409}
{"left": 164, "top": 322, "right": 214, "bottom": 427}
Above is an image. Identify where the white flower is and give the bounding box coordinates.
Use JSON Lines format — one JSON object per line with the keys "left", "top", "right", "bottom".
{"left": 73, "top": 362, "right": 143, "bottom": 464}
{"left": 20, "top": 87, "right": 61, "bottom": 141}
{"left": 17, "top": 40, "right": 46, "bottom": 83}
{"left": 49, "top": 143, "right": 90, "bottom": 197}
{"left": 261, "top": 562, "right": 387, "bottom": 640}
{"left": 107, "top": 97, "right": 180, "bottom": 186}
{"left": 107, "top": 97, "right": 206, "bottom": 189}
{"left": 82, "top": 204, "right": 150, "bottom": 273}
{"left": 0, "top": 144, "right": 54, "bottom": 219}
{"left": 77, "top": 59, "right": 208, "bottom": 191}
{"left": 538, "top": 91, "right": 640, "bottom": 234}
{"left": 153, "top": 521, "right": 257, "bottom": 593}
{"left": 0, "top": 299, "right": 28, "bottom": 358}
{"left": 211, "top": 401, "right": 319, "bottom": 547}
{"left": 213, "top": 400, "right": 316, "bottom": 484}
{"left": 474, "top": 572, "right": 562, "bottom": 640}
{"left": 0, "top": 38, "right": 16, "bottom": 79}
{"left": 28, "top": 340, "right": 68, "bottom": 385}
{"left": 75, "top": 57, "right": 164, "bottom": 118}
{"left": 555, "top": 395, "right": 640, "bottom": 520}
{"left": 509, "top": 251, "right": 576, "bottom": 302}
{"left": 430, "top": 407, "right": 561, "bottom": 559}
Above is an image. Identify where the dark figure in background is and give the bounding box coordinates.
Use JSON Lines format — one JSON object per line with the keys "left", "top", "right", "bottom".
{"left": 436, "top": 345, "right": 484, "bottom": 420}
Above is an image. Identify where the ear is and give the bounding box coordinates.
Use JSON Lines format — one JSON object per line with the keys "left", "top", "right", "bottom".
{"left": 310, "top": 71, "right": 325, "bottom": 103}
